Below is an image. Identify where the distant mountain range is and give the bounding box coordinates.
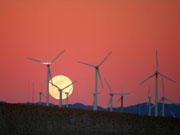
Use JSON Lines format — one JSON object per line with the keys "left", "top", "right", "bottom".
{"left": 1, "top": 101, "right": 180, "bottom": 118}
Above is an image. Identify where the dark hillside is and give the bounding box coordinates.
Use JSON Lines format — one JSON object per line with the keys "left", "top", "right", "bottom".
{"left": 0, "top": 103, "right": 179, "bottom": 135}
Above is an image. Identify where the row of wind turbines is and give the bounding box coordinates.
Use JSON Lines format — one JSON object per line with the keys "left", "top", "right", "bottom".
{"left": 27, "top": 50, "right": 179, "bottom": 117}
{"left": 140, "top": 51, "right": 179, "bottom": 117}
{"left": 146, "top": 78, "right": 180, "bottom": 117}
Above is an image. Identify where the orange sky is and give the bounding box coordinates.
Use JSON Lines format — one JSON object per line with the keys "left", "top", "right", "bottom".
{"left": 0, "top": 0, "right": 180, "bottom": 107}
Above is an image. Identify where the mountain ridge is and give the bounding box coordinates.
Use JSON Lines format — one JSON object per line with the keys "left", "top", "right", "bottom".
{"left": 1, "top": 101, "right": 180, "bottom": 118}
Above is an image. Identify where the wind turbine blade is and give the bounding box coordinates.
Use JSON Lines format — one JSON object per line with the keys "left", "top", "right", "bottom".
{"left": 164, "top": 98, "right": 180, "bottom": 107}
{"left": 123, "top": 93, "right": 129, "bottom": 95}
{"left": 139, "top": 74, "right": 155, "bottom": 85}
{"left": 159, "top": 73, "right": 176, "bottom": 83}
{"left": 68, "top": 87, "right": 73, "bottom": 93}
{"left": 50, "top": 50, "right": 65, "bottom": 63}
{"left": 98, "top": 51, "right": 112, "bottom": 66}
{"left": 114, "top": 93, "right": 121, "bottom": 95}
{"left": 104, "top": 78, "right": 112, "bottom": 92}
{"left": 27, "top": 58, "right": 45, "bottom": 64}
{"left": 107, "top": 98, "right": 111, "bottom": 108}
{"left": 162, "top": 79, "right": 165, "bottom": 97}
{"left": 156, "top": 50, "right": 158, "bottom": 72}
{"left": 151, "top": 104, "right": 155, "bottom": 109}
{"left": 77, "top": 61, "right": 95, "bottom": 67}
{"left": 117, "top": 97, "right": 121, "bottom": 102}
{"left": 49, "top": 82, "right": 59, "bottom": 89}
{"left": 62, "top": 81, "right": 77, "bottom": 90}
{"left": 97, "top": 69, "right": 103, "bottom": 88}
{"left": 170, "top": 111, "right": 175, "bottom": 118}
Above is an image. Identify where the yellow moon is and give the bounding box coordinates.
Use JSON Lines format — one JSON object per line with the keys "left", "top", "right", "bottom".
{"left": 49, "top": 75, "right": 73, "bottom": 100}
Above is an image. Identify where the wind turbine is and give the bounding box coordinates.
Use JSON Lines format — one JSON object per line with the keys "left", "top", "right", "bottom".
{"left": 39, "top": 86, "right": 46, "bottom": 105}
{"left": 139, "top": 50, "right": 176, "bottom": 116}
{"left": 160, "top": 79, "right": 180, "bottom": 117}
{"left": 117, "top": 88, "right": 129, "bottom": 112}
{"left": 78, "top": 51, "right": 112, "bottom": 110}
{"left": 104, "top": 78, "right": 121, "bottom": 112}
{"left": 64, "top": 81, "right": 77, "bottom": 108}
{"left": 64, "top": 88, "right": 72, "bottom": 108}
{"left": 50, "top": 81, "right": 76, "bottom": 107}
{"left": 147, "top": 87, "right": 151, "bottom": 116}
{"left": 27, "top": 50, "right": 65, "bottom": 106}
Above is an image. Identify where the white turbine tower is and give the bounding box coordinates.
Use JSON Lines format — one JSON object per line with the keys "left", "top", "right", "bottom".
{"left": 90, "top": 88, "right": 101, "bottom": 109}
{"left": 50, "top": 81, "right": 76, "bottom": 107}
{"left": 117, "top": 88, "right": 129, "bottom": 112}
{"left": 104, "top": 78, "right": 121, "bottom": 112}
{"left": 27, "top": 50, "right": 65, "bottom": 106}
{"left": 78, "top": 51, "right": 112, "bottom": 110}
{"left": 147, "top": 87, "right": 151, "bottom": 116}
{"left": 160, "top": 79, "right": 180, "bottom": 117}
{"left": 139, "top": 50, "right": 176, "bottom": 116}
{"left": 64, "top": 81, "right": 77, "bottom": 108}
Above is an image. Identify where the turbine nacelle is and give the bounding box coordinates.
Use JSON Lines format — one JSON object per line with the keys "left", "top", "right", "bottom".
{"left": 44, "top": 63, "right": 51, "bottom": 65}
{"left": 155, "top": 72, "right": 158, "bottom": 75}
{"left": 95, "top": 66, "right": 99, "bottom": 70}
{"left": 64, "top": 92, "right": 69, "bottom": 96}
{"left": 109, "top": 93, "right": 114, "bottom": 96}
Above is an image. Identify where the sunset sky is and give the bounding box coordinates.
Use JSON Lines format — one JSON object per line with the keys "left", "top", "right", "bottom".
{"left": 0, "top": 0, "right": 180, "bottom": 108}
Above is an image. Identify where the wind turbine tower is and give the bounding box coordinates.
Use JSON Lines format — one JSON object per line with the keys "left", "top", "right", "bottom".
{"left": 78, "top": 51, "right": 112, "bottom": 110}
{"left": 160, "top": 79, "right": 179, "bottom": 117}
{"left": 117, "top": 88, "right": 129, "bottom": 112}
{"left": 90, "top": 88, "right": 101, "bottom": 109}
{"left": 64, "top": 81, "right": 77, "bottom": 108}
{"left": 147, "top": 87, "right": 151, "bottom": 116}
{"left": 27, "top": 50, "right": 65, "bottom": 106}
{"left": 64, "top": 88, "right": 72, "bottom": 108}
{"left": 139, "top": 50, "right": 176, "bottom": 116}
{"left": 39, "top": 87, "right": 46, "bottom": 105}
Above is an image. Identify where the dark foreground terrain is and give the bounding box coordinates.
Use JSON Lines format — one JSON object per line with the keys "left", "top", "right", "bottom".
{"left": 0, "top": 103, "right": 179, "bottom": 135}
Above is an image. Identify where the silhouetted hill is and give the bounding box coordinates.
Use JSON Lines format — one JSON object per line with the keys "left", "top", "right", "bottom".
{"left": 0, "top": 103, "right": 180, "bottom": 135}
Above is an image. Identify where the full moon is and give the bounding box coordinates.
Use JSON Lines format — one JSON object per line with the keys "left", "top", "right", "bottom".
{"left": 49, "top": 75, "right": 73, "bottom": 100}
